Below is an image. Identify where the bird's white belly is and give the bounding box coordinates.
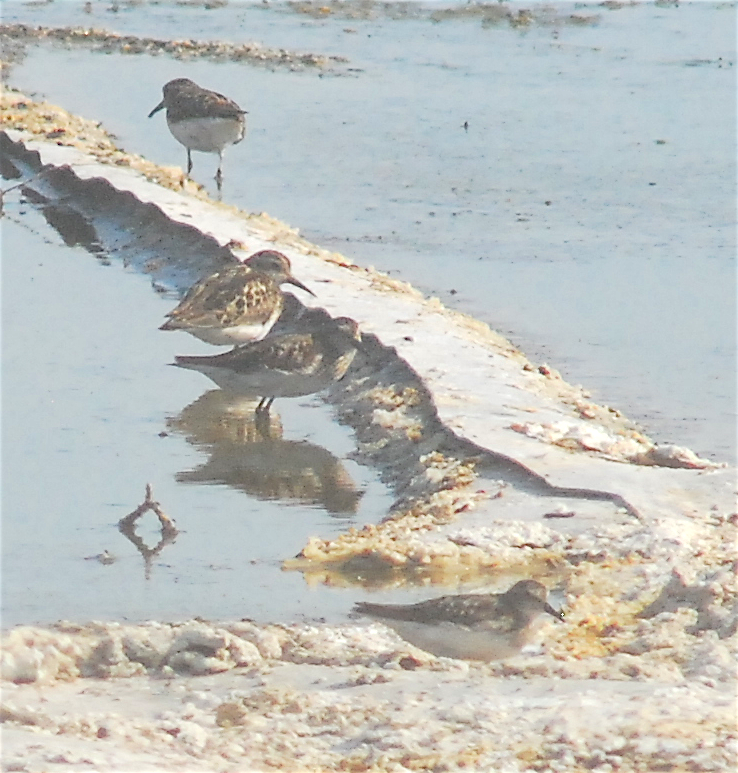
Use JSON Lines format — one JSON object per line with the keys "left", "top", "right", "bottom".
{"left": 208, "top": 369, "right": 331, "bottom": 398}
{"left": 168, "top": 116, "right": 245, "bottom": 153}
{"left": 185, "top": 320, "right": 273, "bottom": 347}
{"left": 384, "top": 620, "right": 525, "bottom": 662}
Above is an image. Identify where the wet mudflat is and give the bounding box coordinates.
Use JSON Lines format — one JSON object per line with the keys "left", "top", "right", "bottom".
{"left": 2, "top": 0, "right": 735, "bottom": 465}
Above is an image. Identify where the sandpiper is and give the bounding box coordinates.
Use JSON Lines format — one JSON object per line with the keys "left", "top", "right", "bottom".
{"left": 160, "top": 250, "right": 315, "bottom": 346}
{"left": 173, "top": 312, "right": 363, "bottom": 412}
{"left": 148, "top": 78, "right": 246, "bottom": 186}
{"left": 353, "top": 579, "right": 564, "bottom": 661}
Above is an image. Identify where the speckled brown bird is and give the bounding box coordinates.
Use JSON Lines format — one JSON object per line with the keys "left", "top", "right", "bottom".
{"left": 160, "top": 250, "right": 315, "bottom": 346}
{"left": 173, "top": 312, "right": 363, "bottom": 412}
{"left": 148, "top": 78, "right": 246, "bottom": 185}
{"left": 354, "top": 579, "right": 564, "bottom": 661}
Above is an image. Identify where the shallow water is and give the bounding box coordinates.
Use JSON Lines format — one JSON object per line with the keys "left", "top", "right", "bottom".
{"left": 5, "top": 0, "right": 735, "bottom": 465}
{"left": 2, "top": 200, "right": 393, "bottom": 626}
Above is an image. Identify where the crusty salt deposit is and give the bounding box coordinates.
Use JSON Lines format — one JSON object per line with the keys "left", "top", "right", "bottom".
{"left": 2, "top": 609, "right": 736, "bottom": 771}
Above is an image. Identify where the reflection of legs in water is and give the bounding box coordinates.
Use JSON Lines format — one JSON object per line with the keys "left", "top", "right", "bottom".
{"left": 118, "top": 484, "right": 179, "bottom": 580}
{"left": 253, "top": 404, "right": 274, "bottom": 441}
{"left": 215, "top": 151, "right": 224, "bottom": 191}
{"left": 256, "top": 396, "right": 275, "bottom": 415}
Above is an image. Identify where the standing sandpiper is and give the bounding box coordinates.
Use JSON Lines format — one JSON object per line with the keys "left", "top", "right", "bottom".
{"left": 148, "top": 78, "right": 246, "bottom": 187}
{"left": 353, "top": 579, "right": 564, "bottom": 661}
{"left": 160, "top": 250, "right": 315, "bottom": 346}
{"left": 173, "top": 312, "right": 364, "bottom": 413}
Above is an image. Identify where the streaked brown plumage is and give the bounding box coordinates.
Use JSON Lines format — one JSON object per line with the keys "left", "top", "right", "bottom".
{"left": 173, "top": 312, "right": 363, "bottom": 411}
{"left": 354, "top": 579, "right": 564, "bottom": 661}
{"left": 160, "top": 250, "right": 315, "bottom": 346}
{"left": 148, "top": 78, "right": 246, "bottom": 184}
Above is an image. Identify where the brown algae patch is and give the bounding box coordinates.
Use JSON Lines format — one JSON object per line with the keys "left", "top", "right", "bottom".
{"left": 283, "top": 341, "right": 512, "bottom": 583}
{"left": 0, "top": 22, "right": 346, "bottom": 70}
{"left": 285, "top": 0, "right": 600, "bottom": 28}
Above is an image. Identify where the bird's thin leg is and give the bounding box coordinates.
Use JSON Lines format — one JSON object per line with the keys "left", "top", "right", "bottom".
{"left": 186, "top": 149, "right": 193, "bottom": 176}
{"left": 215, "top": 151, "right": 224, "bottom": 190}
{"left": 256, "top": 396, "right": 274, "bottom": 415}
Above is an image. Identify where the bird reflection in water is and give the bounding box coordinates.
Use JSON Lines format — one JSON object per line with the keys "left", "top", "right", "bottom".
{"left": 167, "top": 390, "right": 364, "bottom": 516}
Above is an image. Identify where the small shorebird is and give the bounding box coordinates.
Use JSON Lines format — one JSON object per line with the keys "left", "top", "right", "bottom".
{"left": 173, "top": 312, "right": 363, "bottom": 412}
{"left": 148, "top": 78, "right": 246, "bottom": 187}
{"left": 160, "top": 250, "right": 315, "bottom": 346}
{"left": 353, "top": 579, "right": 564, "bottom": 661}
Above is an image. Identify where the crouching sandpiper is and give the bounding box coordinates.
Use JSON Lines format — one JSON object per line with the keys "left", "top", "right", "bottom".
{"left": 354, "top": 579, "right": 564, "bottom": 661}
{"left": 160, "top": 250, "right": 315, "bottom": 346}
{"left": 174, "top": 312, "right": 364, "bottom": 414}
